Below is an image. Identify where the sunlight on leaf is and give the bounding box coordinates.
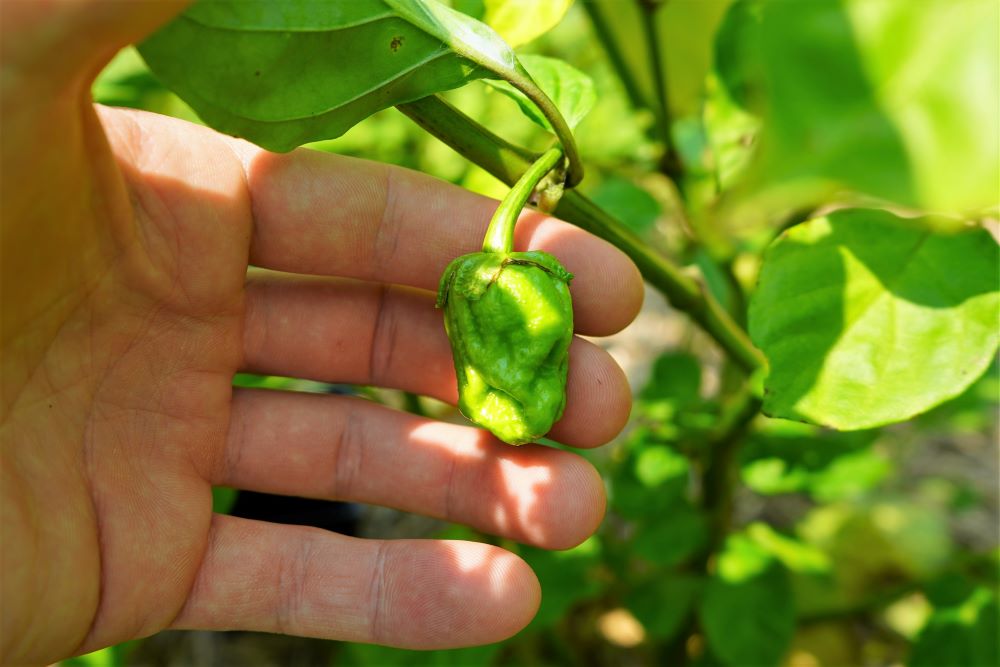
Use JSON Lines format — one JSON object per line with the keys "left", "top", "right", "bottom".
{"left": 746, "top": 522, "right": 831, "bottom": 574}
{"left": 750, "top": 209, "right": 999, "bottom": 429}
{"left": 482, "top": 0, "right": 572, "bottom": 48}
{"left": 635, "top": 446, "right": 689, "bottom": 488}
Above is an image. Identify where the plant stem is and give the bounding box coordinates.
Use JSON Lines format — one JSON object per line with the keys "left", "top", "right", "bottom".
{"left": 579, "top": 2, "right": 650, "bottom": 114}
{"left": 661, "top": 384, "right": 761, "bottom": 666}
{"left": 483, "top": 146, "right": 564, "bottom": 254}
{"left": 383, "top": 0, "right": 583, "bottom": 187}
{"left": 556, "top": 195, "right": 765, "bottom": 372}
{"left": 398, "top": 95, "right": 536, "bottom": 182}
{"left": 397, "top": 95, "right": 766, "bottom": 373}
{"left": 638, "top": 0, "right": 683, "bottom": 184}
{"left": 401, "top": 391, "right": 426, "bottom": 418}
{"left": 700, "top": 386, "right": 762, "bottom": 555}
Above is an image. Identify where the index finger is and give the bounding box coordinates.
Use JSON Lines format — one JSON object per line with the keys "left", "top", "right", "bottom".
{"left": 229, "top": 143, "right": 643, "bottom": 336}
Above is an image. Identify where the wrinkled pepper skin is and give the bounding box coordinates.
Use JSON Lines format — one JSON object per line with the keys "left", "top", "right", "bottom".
{"left": 437, "top": 250, "right": 574, "bottom": 445}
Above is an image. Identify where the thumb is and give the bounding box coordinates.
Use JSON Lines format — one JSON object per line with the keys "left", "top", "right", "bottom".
{"left": 2, "top": 0, "right": 190, "bottom": 94}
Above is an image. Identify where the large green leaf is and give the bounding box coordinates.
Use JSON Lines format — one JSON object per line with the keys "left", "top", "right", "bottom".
{"left": 716, "top": 0, "right": 999, "bottom": 215}
{"left": 749, "top": 209, "right": 999, "bottom": 430}
{"left": 137, "top": 0, "right": 511, "bottom": 151}
{"left": 700, "top": 534, "right": 795, "bottom": 667}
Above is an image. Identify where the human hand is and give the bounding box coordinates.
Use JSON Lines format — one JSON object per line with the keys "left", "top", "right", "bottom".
{"left": 0, "top": 3, "right": 643, "bottom": 664}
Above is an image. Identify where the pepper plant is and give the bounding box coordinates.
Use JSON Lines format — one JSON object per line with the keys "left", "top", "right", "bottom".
{"left": 79, "top": 0, "right": 999, "bottom": 665}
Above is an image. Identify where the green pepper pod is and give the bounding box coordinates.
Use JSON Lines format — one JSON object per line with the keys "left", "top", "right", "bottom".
{"left": 437, "top": 249, "right": 573, "bottom": 444}
{"left": 437, "top": 147, "right": 573, "bottom": 444}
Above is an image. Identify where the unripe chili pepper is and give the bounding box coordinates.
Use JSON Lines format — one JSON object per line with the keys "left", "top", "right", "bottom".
{"left": 437, "top": 147, "right": 573, "bottom": 445}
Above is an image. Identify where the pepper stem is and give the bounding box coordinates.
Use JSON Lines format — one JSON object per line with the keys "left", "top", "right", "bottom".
{"left": 482, "top": 146, "right": 565, "bottom": 254}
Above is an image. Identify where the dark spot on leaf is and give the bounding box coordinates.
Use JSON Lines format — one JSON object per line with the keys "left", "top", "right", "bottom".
{"left": 254, "top": 70, "right": 261, "bottom": 77}
{"left": 390, "top": 36, "right": 404, "bottom": 52}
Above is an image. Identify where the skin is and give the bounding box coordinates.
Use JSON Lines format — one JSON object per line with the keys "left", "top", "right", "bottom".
{"left": 0, "top": 1, "right": 644, "bottom": 664}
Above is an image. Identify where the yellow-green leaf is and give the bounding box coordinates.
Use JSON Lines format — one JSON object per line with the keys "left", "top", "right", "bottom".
{"left": 483, "top": 0, "right": 573, "bottom": 47}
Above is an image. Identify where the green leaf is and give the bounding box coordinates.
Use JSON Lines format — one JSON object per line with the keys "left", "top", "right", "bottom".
{"left": 482, "top": 0, "right": 573, "bottom": 47}
{"left": 740, "top": 420, "right": 888, "bottom": 500}
{"left": 92, "top": 46, "right": 163, "bottom": 108}
{"left": 654, "top": 0, "right": 733, "bottom": 119}
{"left": 749, "top": 209, "right": 1000, "bottom": 430}
{"left": 635, "top": 445, "right": 689, "bottom": 488}
{"left": 745, "top": 523, "right": 830, "bottom": 575}
{"left": 631, "top": 502, "right": 708, "bottom": 567}
{"left": 583, "top": 0, "right": 730, "bottom": 120}
{"left": 917, "top": 359, "right": 1000, "bottom": 434}
{"left": 384, "top": 0, "right": 518, "bottom": 73}
{"left": 582, "top": 0, "right": 656, "bottom": 111}
{"left": 137, "top": 0, "right": 505, "bottom": 151}
{"left": 714, "top": 532, "right": 772, "bottom": 583}
{"left": 910, "top": 587, "right": 999, "bottom": 667}
{"left": 640, "top": 352, "right": 702, "bottom": 403}
{"left": 703, "top": 72, "right": 760, "bottom": 193}
{"left": 631, "top": 352, "right": 720, "bottom": 450}
{"left": 717, "top": 0, "right": 1000, "bottom": 214}
{"left": 520, "top": 537, "right": 604, "bottom": 628}
{"left": 63, "top": 646, "right": 120, "bottom": 667}
{"left": 588, "top": 177, "right": 661, "bottom": 235}
{"left": 62, "top": 642, "right": 138, "bottom": 667}
{"left": 799, "top": 501, "right": 952, "bottom": 587}
{"left": 611, "top": 431, "right": 690, "bottom": 520}
{"left": 808, "top": 448, "right": 891, "bottom": 503}
{"left": 701, "top": 536, "right": 795, "bottom": 667}
{"left": 484, "top": 54, "right": 595, "bottom": 131}
{"left": 627, "top": 574, "right": 703, "bottom": 641}
{"left": 338, "top": 642, "right": 501, "bottom": 667}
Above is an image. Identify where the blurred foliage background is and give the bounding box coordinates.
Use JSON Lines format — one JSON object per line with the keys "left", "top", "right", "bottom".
{"left": 68, "top": 1, "right": 997, "bottom": 666}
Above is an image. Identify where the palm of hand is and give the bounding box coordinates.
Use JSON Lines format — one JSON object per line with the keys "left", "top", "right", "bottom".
{"left": 4, "top": 106, "right": 251, "bottom": 660}
{"left": 2, "top": 28, "right": 640, "bottom": 667}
